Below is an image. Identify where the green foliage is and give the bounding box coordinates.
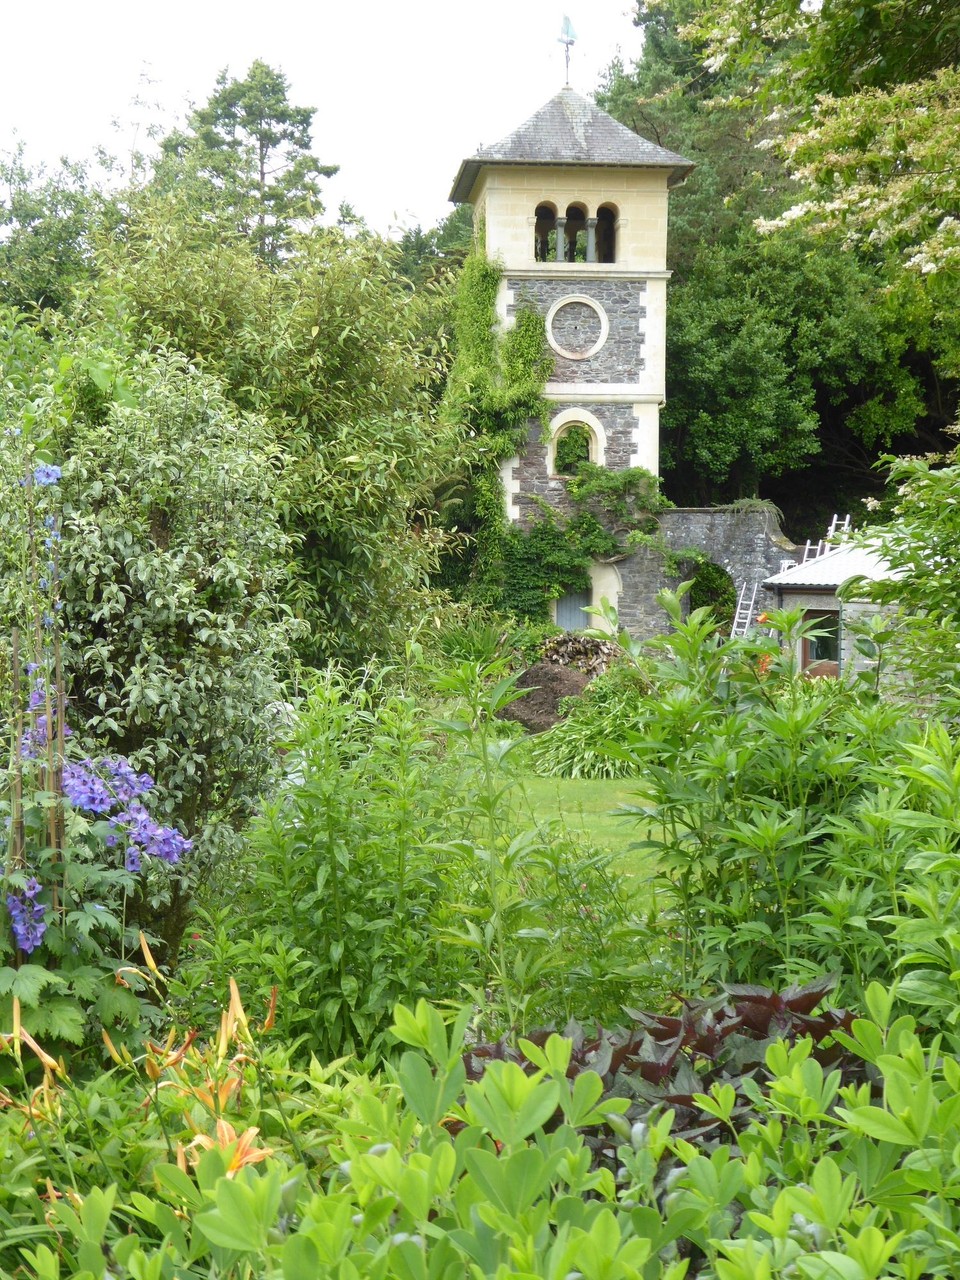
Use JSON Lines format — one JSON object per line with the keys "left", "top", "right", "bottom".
{"left": 596, "top": 589, "right": 960, "bottom": 1016}
{"left": 850, "top": 453, "right": 960, "bottom": 693}
{"left": 567, "top": 463, "right": 672, "bottom": 531}
{"left": 597, "top": 2, "right": 792, "bottom": 278}
{"left": 0, "top": 148, "right": 98, "bottom": 312}
{"left": 599, "top": 5, "right": 945, "bottom": 518}
{"left": 554, "top": 423, "right": 592, "bottom": 475}
{"left": 499, "top": 512, "right": 596, "bottom": 621}
{"left": 493, "top": 467, "right": 671, "bottom": 624}
{"left": 158, "top": 60, "right": 338, "bottom": 261}
{"left": 659, "top": 235, "right": 925, "bottom": 505}
{"left": 775, "top": 69, "right": 960, "bottom": 382}
{"left": 531, "top": 661, "right": 653, "bottom": 779}
{"left": 688, "top": 559, "right": 737, "bottom": 625}
{"left": 394, "top": 204, "right": 475, "bottom": 286}
{"left": 440, "top": 254, "right": 563, "bottom": 609}
{"left": 443, "top": 255, "right": 550, "bottom": 450}
{"left": 11, "top": 990, "right": 960, "bottom": 1280}
{"left": 0, "top": 327, "right": 294, "bottom": 963}
{"left": 683, "top": 0, "right": 960, "bottom": 103}
{"left": 174, "top": 664, "right": 656, "bottom": 1057}
{"left": 88, "top": 186, "right": 458, "bottom": 668}
{"left": 189, "top": 672, "right": 466, "bottom": 1065}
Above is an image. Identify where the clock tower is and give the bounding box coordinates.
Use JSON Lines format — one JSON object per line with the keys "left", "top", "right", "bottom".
{"left": 450, "top": 87, "right": 694, "bottom": 626}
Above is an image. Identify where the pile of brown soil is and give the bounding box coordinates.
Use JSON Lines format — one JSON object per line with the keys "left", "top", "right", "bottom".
{"left": 496, "top": 661, "right": 592, "bottom": 734}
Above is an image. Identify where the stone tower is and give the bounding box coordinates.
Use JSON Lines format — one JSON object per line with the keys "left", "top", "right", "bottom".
{"left": 450, "top": 87, "right": 694, "bottom": 626}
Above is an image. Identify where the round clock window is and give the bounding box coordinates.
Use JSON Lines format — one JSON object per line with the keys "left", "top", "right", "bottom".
{"left": 546, "top": 295, "right": 609, "bottom": 361}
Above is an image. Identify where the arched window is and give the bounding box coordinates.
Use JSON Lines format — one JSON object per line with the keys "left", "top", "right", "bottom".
{"left": 564, "top": 204, "right": 587, "bottom": 262}
{"left": 553, "top": 422, "right": 594, "bottom": 475}
{"left": 597, "top": 205, "right": 617, "bottom": 263}
{"left": 534, "top": 203, "right": 557, "bottom": 262}
{"left": 548, "top": 408, "right": 607, "bottom": 471}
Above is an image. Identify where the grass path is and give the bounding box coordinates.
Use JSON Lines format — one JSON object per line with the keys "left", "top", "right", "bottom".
{"left": 510, "top": 771, "right": 653, "bottom": 880}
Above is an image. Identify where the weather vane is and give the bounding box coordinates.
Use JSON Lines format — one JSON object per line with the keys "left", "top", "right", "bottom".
{"left": 558, "top": 15, "right": 577, "bottom": 87}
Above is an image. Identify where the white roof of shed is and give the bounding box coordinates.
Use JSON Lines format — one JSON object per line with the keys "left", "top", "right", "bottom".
{"left": 764, "top": 541, "right": 893, "bottom": 590}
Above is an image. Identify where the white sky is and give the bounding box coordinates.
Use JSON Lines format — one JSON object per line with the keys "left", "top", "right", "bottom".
{"left": 3, "top": 0, "right": 644, "bottom": 235}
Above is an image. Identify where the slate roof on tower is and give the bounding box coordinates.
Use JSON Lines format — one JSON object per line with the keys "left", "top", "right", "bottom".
{"left": 450, "top": 87, "right": 695, "bottom": 203}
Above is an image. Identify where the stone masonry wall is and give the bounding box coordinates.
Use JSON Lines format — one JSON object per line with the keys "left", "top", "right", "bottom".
{"left": 510, "top": 405, "right": 639, "bottom": 525}
{"left": 506, "top": 277, "right": 647, "bottom": 383}
{"left": 617, "top": 508, "right": 799, "bottom": 638}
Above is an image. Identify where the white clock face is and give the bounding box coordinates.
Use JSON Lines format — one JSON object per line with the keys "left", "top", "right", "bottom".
{"left": 546, "top": 295, "right": 609, "bottom": 360}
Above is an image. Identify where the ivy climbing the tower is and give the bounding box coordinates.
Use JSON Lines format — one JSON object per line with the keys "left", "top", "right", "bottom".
{"left": 441, "top": 252, "right": 672, "bottom": 621}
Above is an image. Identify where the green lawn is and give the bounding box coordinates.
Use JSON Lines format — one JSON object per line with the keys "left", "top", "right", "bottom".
{"left": 509, "top": 771, "right": 653, "bottom": 880}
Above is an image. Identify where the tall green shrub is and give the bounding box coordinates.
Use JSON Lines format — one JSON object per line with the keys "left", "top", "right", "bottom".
{"left": 0, "top": 325, "right": 295, "bottom": 962}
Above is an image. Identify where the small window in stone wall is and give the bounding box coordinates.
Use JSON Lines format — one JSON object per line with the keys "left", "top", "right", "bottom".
{"left": 554, "top": 423, "right": 593, "bottom": 475}
{"left": 802, "top": 611, "right": 840, "bottom": 669}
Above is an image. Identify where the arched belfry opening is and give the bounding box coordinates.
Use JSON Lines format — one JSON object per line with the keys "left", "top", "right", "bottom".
{"left": 564, "top": 204, "right": 587, "bottom": 262}
{"left": 553, "top": 423, "right": 594, "bottom": 475}
{"left": 534, "top": 203, "right": 557, "bottom": 262}
{"left": 597, "top": 205, "right": 617, "bottom": 264}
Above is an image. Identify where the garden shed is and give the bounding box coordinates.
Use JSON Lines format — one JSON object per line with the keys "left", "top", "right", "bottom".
{"left": 763, "top": 541, "right": 893, "bottom": 675}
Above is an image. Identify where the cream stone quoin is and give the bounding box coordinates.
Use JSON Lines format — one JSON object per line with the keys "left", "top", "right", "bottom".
{"left": 449, "top": 86, "right": 694, "bottom": 628}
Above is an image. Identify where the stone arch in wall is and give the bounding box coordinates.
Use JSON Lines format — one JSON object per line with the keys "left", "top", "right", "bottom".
{"left": 615, "top": 508, "right": 799, "bottom": 639}
{"left": 564, "top": 203, "right": 588, "bottom": 261}
{"left": 531, "top": 201, "right": 619, "bottom": 263}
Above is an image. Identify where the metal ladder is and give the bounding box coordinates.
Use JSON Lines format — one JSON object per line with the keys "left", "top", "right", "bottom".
{"left": 730, "top": 581, "right": 759, "bottom": 638}
{"left": 802, "top": 513, "right": 851, "bottom": 563}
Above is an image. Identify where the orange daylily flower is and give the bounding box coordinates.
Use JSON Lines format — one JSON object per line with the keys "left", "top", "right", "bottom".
{"left": 262, "top": 985, "right": 278, "bottom": 1033}
{"left": 189, "top": 1075, "right": 241, "bottom": 1115}
{"left": 187, "top": 1120, "right": 273, "bottom": 1177}
{"left": 139, "top": 932, "right": 160, "bottom": 975}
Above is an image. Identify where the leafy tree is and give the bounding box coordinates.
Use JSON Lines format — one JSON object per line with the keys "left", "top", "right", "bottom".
{"left": 395, "top": 204, "right": 475, "bottom": 287}
{"left": 677, "top": 0, "right": 960, "bottom": 383}
{"left": 0, "top": 148, "right": 98, "bottom": 311}
{"left": 597, "top": 2, "right": 946, "bottom": 524}
{"left": 0, "top": 316, "right": 296, "bottom": 960}
{"left": 596, "top": 3, "right": 792, "bottom": 276}
{"left": 661, "top": 233, "right": 929, "bottom": 514}
{"left": 852, "top": 449, "right": 960, "bottom": 698}
{"left": 86, "top": 181, "right": 460, "bottom": 667}
{"left": 160, "top": 60, "right": 338, "bottom": 260}
{"left": 682, "top": 0, "right": 960, "bottom": 100}
{"left": 661, "top": 249, "right": 819, "bottom": 498}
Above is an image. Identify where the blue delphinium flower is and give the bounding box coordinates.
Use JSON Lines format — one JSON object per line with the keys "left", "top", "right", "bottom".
{"left": 63, "top": 755, "right": 191, "bottom": 867}
{"left": 20, "top": 715, "right": 65, "bottom": 760}
{"left": 62, "top": 760, "right": 114, "bottom": 814}
{"left": 7, "top": 881, "right": 46, "bottom": 953}
{"left": 120, "top": 801, "right": 191, "bottom": 865}
{"left": 101, "top": 757, "right": 153, "bottom": 805}
{"left": 32, "top": 463, "right": 62, "bottom": 486}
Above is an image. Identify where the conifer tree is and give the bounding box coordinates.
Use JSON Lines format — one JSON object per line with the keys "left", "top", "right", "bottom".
{"left": 161, "top": 60, "right": 338, "bottom": 260}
